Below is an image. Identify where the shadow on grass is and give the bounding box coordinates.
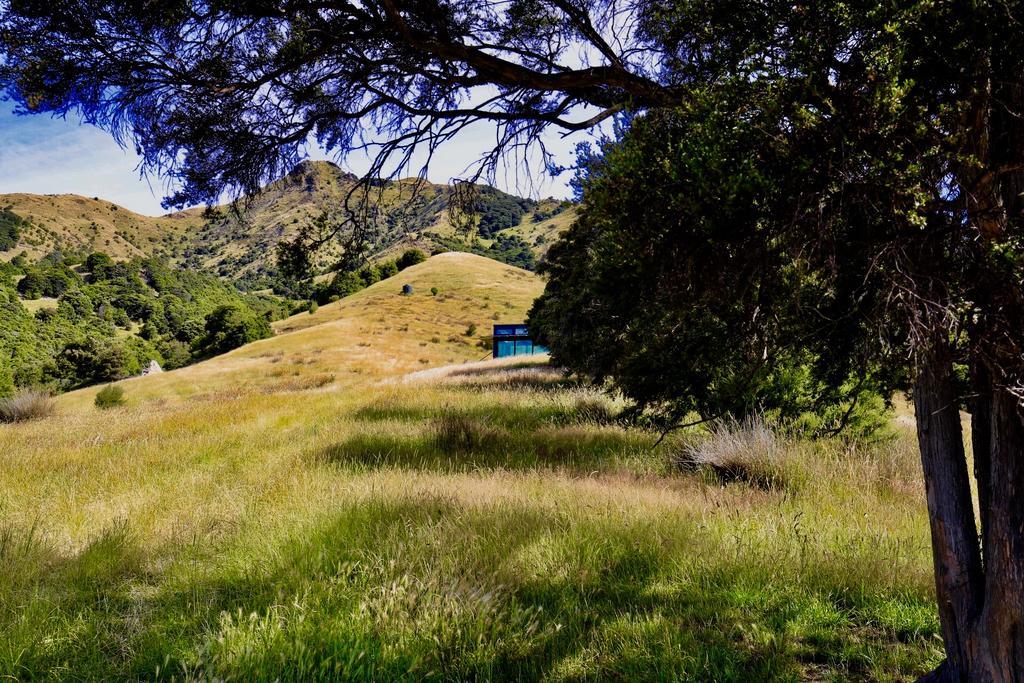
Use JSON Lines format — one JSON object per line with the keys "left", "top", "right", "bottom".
{"left": 356, "top": 394, "right": 621, "bottom": 432}
{"left": 313, "top": 423, "right": 647, "bottom": 473}
{"left": 0, "top": 495, "right": 941, "bottom": 681}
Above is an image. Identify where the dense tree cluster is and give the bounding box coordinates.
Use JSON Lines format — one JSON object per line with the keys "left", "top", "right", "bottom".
{"left": 0, "top": 251, "right": 290, "bottom": 394}
{"left": 472, "top": 188, "right": 536, "bottom": 239}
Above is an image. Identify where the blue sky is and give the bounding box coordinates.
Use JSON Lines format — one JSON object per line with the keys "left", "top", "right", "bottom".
{"left": 0, "top": 105, "right": 578, "bottom": 216}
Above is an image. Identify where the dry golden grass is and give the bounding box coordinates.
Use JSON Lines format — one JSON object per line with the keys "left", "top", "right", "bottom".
{"left": 0, "top": 192, "right": 199, "bottom": 261}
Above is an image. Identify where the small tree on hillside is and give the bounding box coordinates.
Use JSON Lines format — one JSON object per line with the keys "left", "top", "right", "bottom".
{"left": 396, "top": 249, "right": 427, "bottom": 271}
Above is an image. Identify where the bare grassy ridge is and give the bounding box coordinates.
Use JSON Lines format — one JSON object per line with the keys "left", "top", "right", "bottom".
{"left": 0, "top": 255, "right": 939, "bottom": 680}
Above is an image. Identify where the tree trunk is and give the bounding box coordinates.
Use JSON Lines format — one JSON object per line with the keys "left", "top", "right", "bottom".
{"left": 916, "top": 347, "right": 1024, "bottom": 681}
{"left": 914, "top": 339, "right": 985, "bottom": 680}
{"left": 970, "top": 384, "right": 1024, "bottom": 680}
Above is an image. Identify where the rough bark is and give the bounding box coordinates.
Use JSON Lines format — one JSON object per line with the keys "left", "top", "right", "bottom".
{"left": 914, "top": 339, "right": 984, "bottom": 680}
{"left": 971, "top": 386, "right": 1024, "bottom": 680}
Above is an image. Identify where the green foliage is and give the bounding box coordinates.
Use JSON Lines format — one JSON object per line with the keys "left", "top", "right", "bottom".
{"left": 0, "top": 254, "right": 289, "bottom": 393}
{"left": 94, "top": 384, "right": 126, "bottom": 409}
{"left": 532, "top": 201, "right": 570, "bottom": 223}
{"left": 530, "top": 111, "right": 900, "bottom": 437}
{"left": 315, "top": 271, "right": 364, "bottom": 304}
{"left": 432, "top": 234, "right": 537, "bottom": 271}
{"left": 16, "top": 271, "right": 44, "bottom": 299}
{"left": 0, "top": 207, "right": 26, "bottom": 251}
{"left": 356, "top": 265, "right": 380, "bottom": 287}
{"left": 84, "top": 251, "right": 114, "bottom": 274}
{"left": 377, "top": 260, "right": 398, "bottom": 279}
{"left": 464, "top": 322, "right": 477, "bottom": 337}
{"left": 58, "top": 339, "right": 135, "bottom": 386}
{"left": 396, "top": 248, "right": 427, "bottom": 270}
{"left": 0, "top": 363, "right": 14, "bottom": 399}
{"left": 194, "top": 304, "right": 273, "bottom": 357}
{"left": 473, "top": 187, "right": 536, "bottom": 238}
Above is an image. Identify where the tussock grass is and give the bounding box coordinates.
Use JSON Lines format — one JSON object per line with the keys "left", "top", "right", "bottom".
{"left": 0, "top": 389, "right": 55, "bottom": 423}
{"left": 674, "top": 415, "right": 793, "bottom": 490}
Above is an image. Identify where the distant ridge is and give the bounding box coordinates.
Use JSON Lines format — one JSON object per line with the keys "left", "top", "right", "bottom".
{"left": 1, "top": 161, "right": 575, "bottom": 286}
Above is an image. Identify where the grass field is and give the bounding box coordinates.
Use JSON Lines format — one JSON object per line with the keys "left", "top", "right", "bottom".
{"left": 0, "top": 254, "right": 940, "bottom": 681}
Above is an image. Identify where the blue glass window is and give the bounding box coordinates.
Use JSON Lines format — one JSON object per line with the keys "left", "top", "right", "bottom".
{"left": 492, "top": 325, "right": 547, "bottom": 359}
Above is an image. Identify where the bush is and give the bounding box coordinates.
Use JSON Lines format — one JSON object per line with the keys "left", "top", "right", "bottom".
{"left": 431, "top": 287, "right": 439, "bottom": 296}
{"left": 58, "top": 339, "right": 132, "bottom": 386}
{"left": 0, "top": 389, "right": 55, "bottom": 423}
{"left": 396, "top": 248, "right": 427, "bottom": 270}
{"left": 16, "top": 270, "right": 44, "bottom": 299}
{"left": 308, "top": 300, "right": 318, "bottom": 314}
{"left": 94, "top": 384, "right": 126, "bottom": 409}
{"left": 84, "top": 251, "right": 114, "bottom": 273}
{"left": 464, "top": 322, "right": 477, "bottom": 337}
{"left": 357, "top": 265, "right": 380, "bottom": 287}
{"left": 194, "top": 304, "right": 273, "bottom": 357}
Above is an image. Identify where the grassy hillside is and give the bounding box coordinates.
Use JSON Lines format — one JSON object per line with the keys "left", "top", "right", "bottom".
{"left": 46, "top": 253, "right": 539, "bottom": 406}
{"left": 1, "top": 163, "right": 574, "bottom": 287}
{"left": 0, "top": 253, "right": 939, "bottom": 680}
{"left": 0, "top": 193, "right": 200, "bottom": 261}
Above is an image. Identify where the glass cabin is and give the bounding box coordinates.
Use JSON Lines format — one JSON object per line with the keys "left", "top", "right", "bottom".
{"left": 492, "top": 324, "right": 549, "bottom": 358}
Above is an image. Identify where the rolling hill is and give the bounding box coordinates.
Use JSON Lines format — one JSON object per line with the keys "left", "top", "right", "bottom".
{"left": 1, "top": 161, "right": 576, "bottom": 286}
{"left": 56, "top": 252, "right": 546, "bottom": 406}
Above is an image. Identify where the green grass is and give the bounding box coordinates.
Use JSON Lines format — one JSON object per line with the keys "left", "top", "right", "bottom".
{"left": 0, "top": 373, "right": 940, "bottom": 681}
{"left": 0, "top": 256, "right": 940, "bottom": 680}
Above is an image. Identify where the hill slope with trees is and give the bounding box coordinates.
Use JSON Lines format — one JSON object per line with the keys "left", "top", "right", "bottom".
{"left": 0, "top": 251, "right": 290, "bottom": 396}
{"left": 0, "top": 162, "right": 574, "bottom": 291}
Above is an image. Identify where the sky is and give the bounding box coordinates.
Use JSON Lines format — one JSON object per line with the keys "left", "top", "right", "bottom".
{"left": 0, "top": 105, "right": 582, "bottom": 216}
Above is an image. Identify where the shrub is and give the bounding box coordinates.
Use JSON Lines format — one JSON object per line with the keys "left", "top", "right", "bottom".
{"left": 16, "top": 270, "right": 44, "bottom": 299}
{"left": 94, "top": 384, "right": 126, "bottom": 409}
{"left": 0, "top": 389, "right": 55, "bottom": 423}
{"left": 84, "top": 251, "right": 113, "bottom": 273}
{"left": 431, "top": 287, "right": 439, "bottom": 296}
{"left": 464, "top": 322, "right": 477, "bottom": 337}
{"left": 357, "top": 265, "right": 380, "bottom": 287}
{"left": 58, "top": 339, "right": 132, "bottom": 386}
{"left": 308, "top": 300, "right": 318, "bottom": 314}
{"left": 194, "top": 304, "right": 273, "bottom": 357}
